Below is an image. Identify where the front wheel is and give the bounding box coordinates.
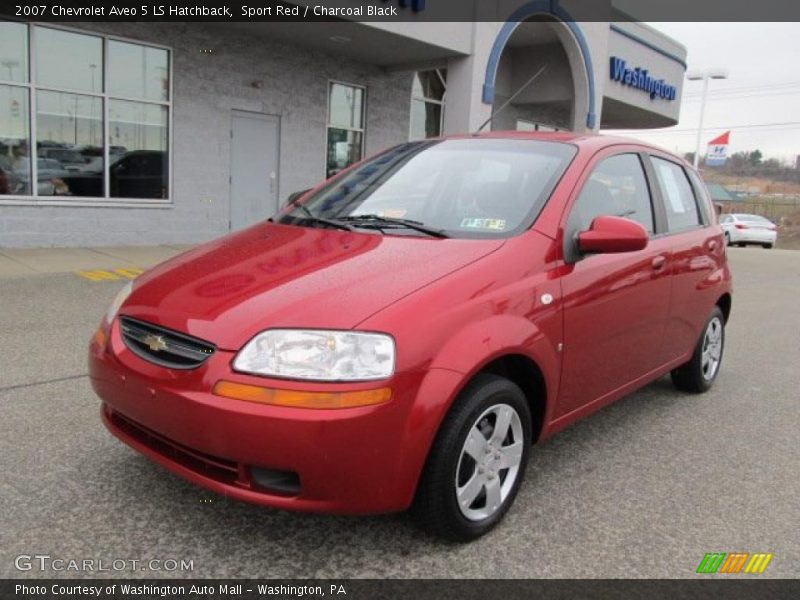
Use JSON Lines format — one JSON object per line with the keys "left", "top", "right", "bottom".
{"left": 413, "top": 374, "right": 531, "bottom": 542}
{"left": 762, "top": 243, "right": 773, "bottom": 249}
{"left": 671, "top": 307, "right": 725, "bottom": 393}
{"left": 724, "top": 232, "right": 731, "bottom": 246}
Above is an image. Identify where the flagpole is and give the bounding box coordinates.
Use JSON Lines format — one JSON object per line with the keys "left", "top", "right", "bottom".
{"left": 693, "top": 76, "right": 709, "bottom": 169}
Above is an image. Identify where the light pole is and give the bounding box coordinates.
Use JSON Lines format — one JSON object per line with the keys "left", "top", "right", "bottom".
{"left": 687, "top": 68, "right": 729, "bottom": 169}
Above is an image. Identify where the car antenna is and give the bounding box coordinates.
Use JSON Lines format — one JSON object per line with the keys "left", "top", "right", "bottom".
{"left": 473, "top": 64, "right": 548, "bottom": 135}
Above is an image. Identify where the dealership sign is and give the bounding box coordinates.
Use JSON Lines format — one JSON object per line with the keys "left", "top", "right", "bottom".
{"left": 705, "top": 131, "right": 730, "bottom": 166}
{"left": 609, "top": 57, "right": 677, "bottom": 101}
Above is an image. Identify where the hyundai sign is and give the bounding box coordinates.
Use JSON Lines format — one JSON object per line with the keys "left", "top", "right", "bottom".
{"left": 609, "top": 57, "right": 677, "bottom": 101}
{"left": 706, "top": 131, "right": 731, "bottom": 167}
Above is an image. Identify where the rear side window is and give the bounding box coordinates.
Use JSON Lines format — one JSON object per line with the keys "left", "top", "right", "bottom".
{"left": 570, "top": 153, "right": 654, "bottom": 234}
{"left": 651, "top": 157, "right": 701, "bottom": 232}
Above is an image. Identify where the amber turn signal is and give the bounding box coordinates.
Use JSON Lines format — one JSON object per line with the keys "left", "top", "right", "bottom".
{"left": 212, "top": 380, "right": 392, "bottom": 409}
{"left": 92, "top": 327, "right": 107, "bottom": 349}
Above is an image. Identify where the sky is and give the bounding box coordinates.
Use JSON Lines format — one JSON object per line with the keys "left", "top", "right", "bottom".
{"left": 602, "top": 23, "right": 800, "bottom": 164}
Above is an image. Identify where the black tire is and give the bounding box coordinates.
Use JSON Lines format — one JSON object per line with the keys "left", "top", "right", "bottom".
{"left": 762, "top": 243, "right": 773, "bottom": 249}
{"left": 671, "top": 307, "right": 725, "bottom": 394}
{"left": 737, "top": 242, "right": 746, "bottom": 247}
{"left": 724, "top": 232, "right": 731, "bottom": 246}
{"left": 413, "top": 373, "right": 532, "bottom": 542}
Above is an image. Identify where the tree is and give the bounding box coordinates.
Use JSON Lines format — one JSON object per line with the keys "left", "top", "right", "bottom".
{"left": 748, "top": 149, "right": 763, "bottom": 166}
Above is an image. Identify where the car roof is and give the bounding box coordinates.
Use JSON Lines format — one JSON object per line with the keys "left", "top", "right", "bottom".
{"left": 442, "top": 131, "right": 692, "bottom": 167}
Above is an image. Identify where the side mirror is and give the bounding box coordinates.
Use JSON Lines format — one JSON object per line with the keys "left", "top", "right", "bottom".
{"left": 577, "top": 215, "right": 648, "bottom": 254}
{"left": 283, "top": 189, "right": 310, "bottom": 208}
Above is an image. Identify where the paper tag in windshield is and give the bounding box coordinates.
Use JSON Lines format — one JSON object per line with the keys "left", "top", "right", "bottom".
{"left": 461, "top": 218, "right": 507, "bottom": 231}
{"left": 379, "top": 209, "right": 408, "bottom": 219}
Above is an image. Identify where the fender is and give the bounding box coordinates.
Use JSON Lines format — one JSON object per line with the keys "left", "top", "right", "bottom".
{"left": 391, "top": 314, "right": 563, "bottom": 507}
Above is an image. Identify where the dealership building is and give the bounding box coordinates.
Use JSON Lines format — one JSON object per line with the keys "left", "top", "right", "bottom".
{"left": 0, "top": 1, "right": 687, "bottom": 247}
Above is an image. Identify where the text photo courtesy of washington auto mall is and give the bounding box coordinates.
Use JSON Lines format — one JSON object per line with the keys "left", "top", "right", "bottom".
{"left": 0, "top": 0, "right": 798, "bottom": 598}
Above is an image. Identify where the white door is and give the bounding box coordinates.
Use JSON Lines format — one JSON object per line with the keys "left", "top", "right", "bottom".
{"left": 229, "top": 111, "right": 280, "bottom": 230}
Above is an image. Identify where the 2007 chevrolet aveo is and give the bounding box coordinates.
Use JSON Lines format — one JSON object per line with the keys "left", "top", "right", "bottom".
{"left": 90, "top": 133, "right": 732, "bottom": 541}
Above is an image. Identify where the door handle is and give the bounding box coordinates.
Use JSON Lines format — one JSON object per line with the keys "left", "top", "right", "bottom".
{"left": 651, "top": 255, "right": 667, "bottom": 271}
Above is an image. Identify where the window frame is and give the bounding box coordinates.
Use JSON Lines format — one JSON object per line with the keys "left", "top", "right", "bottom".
{"left": 0, "top": 20, "right": 173, "bottom": 208}
{"left": 325, "top": 80, "right": 366, "bottom": 179}
{"left": 408, "top": 68, "right": 446, "bottom": 141}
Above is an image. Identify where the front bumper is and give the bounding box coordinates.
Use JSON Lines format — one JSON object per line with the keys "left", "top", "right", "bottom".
{"left": 90, "top": 319, "right": 459, "bottom": 514}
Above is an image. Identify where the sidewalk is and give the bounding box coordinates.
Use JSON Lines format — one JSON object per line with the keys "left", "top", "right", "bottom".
{"left": 0, "top": 245, "right": 193, "bottom": 279}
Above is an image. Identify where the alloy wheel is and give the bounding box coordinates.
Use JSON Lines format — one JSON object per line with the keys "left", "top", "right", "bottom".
{"left": 701, "top": 316, "right": 723, "bottom": 381}
{"left": 455, "top": 403, "right": 524, "bottom": 521}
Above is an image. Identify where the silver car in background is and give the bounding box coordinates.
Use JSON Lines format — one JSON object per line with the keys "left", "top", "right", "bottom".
{"left": 720, "top": 213, "right": 778, "bottom": 249}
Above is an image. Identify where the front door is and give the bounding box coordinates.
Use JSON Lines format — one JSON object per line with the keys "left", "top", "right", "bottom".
{"left": 230, "top": 111, "right": 280, "bottom": 230}
{"left": 556, "top": 152, "right": 672, "bottom": 419}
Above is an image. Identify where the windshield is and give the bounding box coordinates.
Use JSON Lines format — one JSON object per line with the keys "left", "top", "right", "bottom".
{"left": 277, "top": 138, "right": 576, "bottom": 239}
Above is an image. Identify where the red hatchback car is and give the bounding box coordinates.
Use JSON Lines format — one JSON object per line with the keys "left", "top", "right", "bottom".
{"left": 90, "top": 133, "right": 732, "bottom": 541}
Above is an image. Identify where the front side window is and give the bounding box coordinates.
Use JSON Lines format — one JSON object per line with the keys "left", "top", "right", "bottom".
{"left": 327, "top": 82, "right": 365, "bottom": 179}
{"left": 0, "top": 21, "right": 170, "bottom": 202}
{"left": 280, "top": 138, "right": 576, "bottom": 239}
{"left": 409, "top": 69, "right": 445, "bottom": 141}
{"left": 651, "top": 157, "right": 701, "bottom": 232}
{"left": 570, "top": 154, "right": 654, "bottom": 234}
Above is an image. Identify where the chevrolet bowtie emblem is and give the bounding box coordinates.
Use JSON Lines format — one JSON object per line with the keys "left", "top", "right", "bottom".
{"left": 143, "top": 334, "right": 168, "bottom": 352}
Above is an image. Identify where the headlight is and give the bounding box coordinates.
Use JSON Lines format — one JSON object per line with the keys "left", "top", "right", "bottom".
{"left": 105, "top": 281, "right": 133, "bottom": 324}
{"left": 233, "top": 329, "right": 395, "bottom": 381}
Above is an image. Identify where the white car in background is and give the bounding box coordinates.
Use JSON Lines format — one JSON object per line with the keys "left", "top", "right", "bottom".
{"left": 720, "top": 213, "right": 778, "bottom": 249}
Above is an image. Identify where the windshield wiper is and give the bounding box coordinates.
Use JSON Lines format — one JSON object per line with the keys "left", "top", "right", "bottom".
{"left": 338, "top": 215, "right": 449, "bottom": 238}
{"left": 277, "top": 198, "right": 355, "bottom": 232}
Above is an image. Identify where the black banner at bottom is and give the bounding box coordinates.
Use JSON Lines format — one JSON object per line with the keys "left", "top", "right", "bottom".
{"left": 2, "top": 579, "right": 799, "bottom": 600}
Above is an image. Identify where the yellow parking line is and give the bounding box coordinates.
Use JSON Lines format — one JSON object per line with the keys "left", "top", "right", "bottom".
{"left": 76, "top": 268, "right": 145, "bottom": 281}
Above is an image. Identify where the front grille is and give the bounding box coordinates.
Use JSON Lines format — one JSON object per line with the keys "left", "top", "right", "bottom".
{"left": 119, "top": 316, "right": 215, "bottom": 370}
{"left": 109, "top": 410, "right": 240, "bottom": 485}
{"left": 108, "top": 409, "right": 301, "bottom": 496}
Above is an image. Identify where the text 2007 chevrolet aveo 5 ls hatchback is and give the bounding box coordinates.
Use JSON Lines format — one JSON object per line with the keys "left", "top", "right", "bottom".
{"left": 90, "top": 133, "right": 732, "bottom": 541}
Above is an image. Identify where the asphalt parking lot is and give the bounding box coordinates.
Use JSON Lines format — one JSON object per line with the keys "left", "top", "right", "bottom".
{"left": 1, "top": 247, "right": 798, "bottom": 579}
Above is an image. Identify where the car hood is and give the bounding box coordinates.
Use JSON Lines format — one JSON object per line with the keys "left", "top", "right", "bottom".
{"left": 121, "top": 222, "right": 504, "bottom": 350}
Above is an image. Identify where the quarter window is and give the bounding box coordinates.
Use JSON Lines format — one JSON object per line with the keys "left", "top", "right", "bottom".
{"left": 571, "top": 154, "right": 654, "bottom": 234}
{"left": 0, "top": 22, "right": 170, "bottom": 202}
{"left": 327, "top": 82, "right": 365, "bottom": 179}
{"left": 651, "top": 157, "right": 701, "bottom": 232}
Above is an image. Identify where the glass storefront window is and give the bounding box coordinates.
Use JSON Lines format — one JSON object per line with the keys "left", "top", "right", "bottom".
{"left": 328, "top": 83, "right": 364, "bottom": 130}
{"left": 36, "top": 90, "right": 103, "bottom": 196}
{"left": 109, "top": 100, "right": 168, "bottom": 199}
{"left": 0, "top": 21, "right": 29, "bottom": 83}
{"left": 326, "top": 129, "right": 363, "bottom": 179}
{"left": 108, "top": 40, "right": 169, "bottom": 102}
{"left": 0, "top": 86, "right": 31, "bottom": 195}
{"left": 409, "top": 69, "right": 446, "bottom": 141}
{"left": 35, "top": 27, "right": 103, "bottom": 93}
{"left": 0, "top": 21, "right": 171, "bottom": 203}
{"left": 327, "top": 82, "right": 365, "bottom": 178}
{"left": 410, "top": 98, "right": 442, "bottom": 140}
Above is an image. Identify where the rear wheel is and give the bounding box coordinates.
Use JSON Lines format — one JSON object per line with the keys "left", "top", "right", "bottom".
{"left": 671, "top": 307, "right": 725, "bottom": 393}
{"left": 413, "top": 374, "right": 531, "bottom": 542}
{"left": 737, "top": 242, "right": 746, "bottom": 247}
{"left": 762, "top": 243, "right": 773, "bottom": 249}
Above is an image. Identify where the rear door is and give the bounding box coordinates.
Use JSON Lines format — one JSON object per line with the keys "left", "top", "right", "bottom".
{"left": 556, "top": 150, "right": 672, "bottom": 419}
{"left": 647, "top": 155, "right": 723, "bottom": 363}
